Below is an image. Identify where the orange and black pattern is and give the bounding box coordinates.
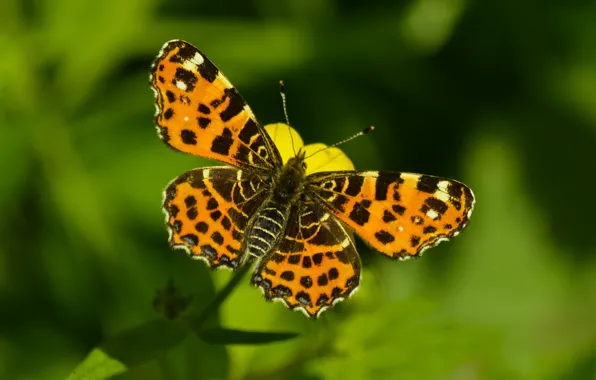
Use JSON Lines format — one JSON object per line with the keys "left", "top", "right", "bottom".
{"left": 151, "top": 40, "right": 281, "bottom": 170}
{"left": 151, "top": 40, "right": 475, "bottom": 318}
{"left": 308, "top": 171, "right": 474, "bottom": 259}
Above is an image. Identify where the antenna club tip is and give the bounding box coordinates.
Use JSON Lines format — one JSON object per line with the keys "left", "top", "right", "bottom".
{"left": 279, "top": 80, "right": 285, "bottom": 86}
{"left": 364, "top": 126, "right": 375, "bottom": 133}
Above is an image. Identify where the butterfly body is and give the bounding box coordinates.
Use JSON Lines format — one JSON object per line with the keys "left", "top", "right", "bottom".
{"left": 151, "top": 40, "right": 475, "bottom": 318}
{"left": 244, "top": 151, "right": 307, "bottom": 258}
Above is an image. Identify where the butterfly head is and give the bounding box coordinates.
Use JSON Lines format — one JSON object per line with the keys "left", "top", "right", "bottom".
{"left": 274, "top": 149, "right": 307, "bottom": 200}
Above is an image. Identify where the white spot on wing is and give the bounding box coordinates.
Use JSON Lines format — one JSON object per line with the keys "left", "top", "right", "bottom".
{"left": 192, "top": 52, "right": 204, "bottom": 65}
{"left": 203, "top": 169, "right": 210, "bottom": 178}
{"left": 427, "top": 210, "right": 439, "bottom": 219}
{"left": 434, "top": 190, "right": 450, "bottom": 202}
{"left": 437, "top": 180, "right": 450, "bottom": 192}
{"left": 176, "top": 81, "right": 187, "bottom": 91}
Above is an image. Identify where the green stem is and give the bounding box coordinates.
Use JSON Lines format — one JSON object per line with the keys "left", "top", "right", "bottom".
{"left": 190, "top": 259, "right": 253, "bottom": 328}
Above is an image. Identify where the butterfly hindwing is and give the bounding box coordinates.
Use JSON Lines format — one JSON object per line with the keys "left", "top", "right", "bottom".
{"left": 150, "top": 40, "right": 282, "bottom": 170}
{"left": 251, "top": 200, "right": 361, "bottom": 318}
{"left": 163, "top": 167, "right": 267, "bottom": 269}
{"left": 308, "top": 171, "right": 475, "bottom": 259}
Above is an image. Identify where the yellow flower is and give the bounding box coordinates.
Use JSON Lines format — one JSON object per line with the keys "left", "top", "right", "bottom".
{"left": 264, "top": 123, "right": 355, "bottom": 174}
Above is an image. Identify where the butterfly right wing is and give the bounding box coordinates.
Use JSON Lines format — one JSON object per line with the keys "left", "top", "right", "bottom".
{"left": 163, "top": 167, "right": 267, "bottom": 269}
{"left": 251, "top": 200, "right": 361, "bottom": 318}
{"left": 151, "top": 40, "right": 282, "bottom": 170}
{"left": 308, "top": 171, "right": 474, "bottom": 260}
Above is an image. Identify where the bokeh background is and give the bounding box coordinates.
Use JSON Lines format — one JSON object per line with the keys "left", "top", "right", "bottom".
{"left": 1, "top": 0, "right": 596, "bottom": 379}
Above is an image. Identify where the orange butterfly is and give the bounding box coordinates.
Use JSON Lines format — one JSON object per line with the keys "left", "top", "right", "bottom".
{"left": 150, "top": 40, "right": 475, "bottom": 318}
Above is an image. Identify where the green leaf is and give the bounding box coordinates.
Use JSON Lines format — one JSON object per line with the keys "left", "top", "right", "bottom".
{"left": 197, "top": 328, "right": 299, "bottom": 345}
{"left": 67, "top": 319, "right": 188, "bottom": 380}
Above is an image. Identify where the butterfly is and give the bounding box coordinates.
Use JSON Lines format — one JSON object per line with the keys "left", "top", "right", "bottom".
{"left": 150, "top": 40, "right": 475, "bottom": 318}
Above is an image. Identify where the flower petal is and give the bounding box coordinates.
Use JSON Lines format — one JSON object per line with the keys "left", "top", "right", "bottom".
{"left": 264, "top": 123, "right": 304, "bottom": 164}
{"left": 264, "top": 123, "right": 355, "bottom": 174}
{"left": 303, "top": 143, "right": 355, "bottom": 174}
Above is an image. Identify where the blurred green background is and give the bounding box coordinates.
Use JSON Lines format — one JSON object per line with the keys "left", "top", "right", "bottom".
{"left": 1, "top": 0, "right": 596, "bottom": 379}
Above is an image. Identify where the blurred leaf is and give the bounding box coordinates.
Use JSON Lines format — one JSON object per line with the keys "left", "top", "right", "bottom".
{"left": 402, "top": 0, "right": 465, "bottom": 54}
{"left": 306, "top": 299, "right": 502, "bottom": 380}
{"left": 67, "top": 320, "right": 188, "bottom": 380}
{"left": 197, "top": 328, "right": 299, "bottom": 345}
{"left": 67, "top": 348, "right": 127, "bottom": 380}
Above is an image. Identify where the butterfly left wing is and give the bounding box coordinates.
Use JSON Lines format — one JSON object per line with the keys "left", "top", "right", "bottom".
{"left": 163, "top": 167, "right": 267, "bottom": 269}
{"left": 251, "top": 200, "right": 361, "bottom": 318}
{"left": 150, "top": 40, "right": 282, "bottom": 170}
{"left": 308, "top": 171, "right": 475, "bottom": 259}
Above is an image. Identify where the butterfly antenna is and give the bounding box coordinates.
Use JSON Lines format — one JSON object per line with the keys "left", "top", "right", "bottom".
{"left": 305, "top": 126, "right": 375, "bottom": 159}
{"left": 279, "top": 80, "right": 297, "bottom": 155}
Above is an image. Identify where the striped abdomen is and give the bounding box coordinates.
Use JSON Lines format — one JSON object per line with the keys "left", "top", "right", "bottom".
{"left": 246, "top": 200, "right": 289, "bottom": 257}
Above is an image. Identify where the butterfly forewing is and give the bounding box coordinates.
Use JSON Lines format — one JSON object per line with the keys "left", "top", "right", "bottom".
{"left": 151, "top": 40, "right": 282, "bottom": 170}
{"left": 308, "top": 171, "right": 474, "bottom": 259}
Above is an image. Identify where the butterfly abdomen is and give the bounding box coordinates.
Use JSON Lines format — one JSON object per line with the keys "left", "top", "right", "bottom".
{"left": 246, "top": 200, "right": 289, "bottom": 257}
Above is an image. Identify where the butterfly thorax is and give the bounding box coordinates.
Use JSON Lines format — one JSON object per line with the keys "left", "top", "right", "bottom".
{"left": 244, "top": 151, "right": 308, "bottom": 258}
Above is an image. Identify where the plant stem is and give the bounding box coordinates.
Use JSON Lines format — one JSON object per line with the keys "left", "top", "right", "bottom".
{"left": 190, "top": 259, "right": 253, "bottom": 328}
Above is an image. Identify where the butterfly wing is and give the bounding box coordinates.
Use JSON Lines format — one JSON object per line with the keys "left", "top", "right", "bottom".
{"left": 308, "top": 171, "right": 475, "bottom": 259}
{"left": 164, "top": 167, "right": 267, "bottom": 269}
{"left": 151, "top": 40, "right": 282, "bottom": 170}
{"left": 251, "top": 200, "right": 361, "bottom": 318}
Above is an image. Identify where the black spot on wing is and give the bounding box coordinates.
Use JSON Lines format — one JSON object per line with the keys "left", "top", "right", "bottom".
{"left": 288, "top": 254, "right": 301, "bottom": 264}
{"left": 295, "top": 291, "right": 312, "bottom": 306}
{"left": 316, "top": 293, "right": 329, "bottom": 306}
{"left": 280, "top": 271, "right": 295, "bottom": 281}
{"left": 220, "top": 88, "right": 245, "bottom": 122}
{"left": 186, "top": 207, "right": 198, "bottom": 220}
{"left": 328, "top": 268, "right": 339, "bottom": 280}
{"left": 238, "top": 119, "right": 259, "bottom": 144}
{"left": 375, "top": 172, "right": 403, "bottom": 201}
{"left": 417, "top": 175, "right": 440, "bottom": 194}
{"left": 167, "top": 42, "right": 197, "bottom": 63}
{"left": 174, "top": 68, "right": 198, "bottom": 92}
{"left": 300, "top": 276, "right": 313, "bottom": 288}
{"left": 348, "top": 202, "right": 370, "bottom": 226}
{"left": 195, "top": 222, "right": 208, "bottom": 233}
{"left": 375, "top": 230, "right": 395, "bottom": 244}
{"left": 424, "top": 197, "right": 449, "bottom": 214}
{"left": 271, "top": 285, "right": 293, "bottom": 298}
{"left": 211, "top": 231, "right": 224, "bottom": 245}
{"left": 423, "top": 226, "right": 437, "bottom": 234}
{"left": 165, "top": 91, "right": 176, "bottom": 103}
{"left": 197, "top": 60, "right": 219, "bottom": 83}
{"left": 198, "top": 103, "right": 211, "bottom": 114}
{"left": 181, "top": 129, "right": 197, "bottom": 145}
{"left": 184, "top": 196, "right": 197, "bottom": 207}
{"left": 197, "top": 117, "right": 211, "bottom": 129}
{"left": 382, "top": 210, "right": 397, "bottom": 223}
{"left": 181, "top": 234, "right": 198, "bottom": 246}
{"left": 302, "top": 256, "right": 312, "bottom": 268}
{"left": 410, "top": 235, "right": 421, "bottom": 247}
{"left": 206, "top": 198, "right": 219, "bottom": 210}
{"left": 211, "top": 133, "right": 234, "bottom": 155}
{"left": 392, "top": 204, "right": 406, "bottom": 216}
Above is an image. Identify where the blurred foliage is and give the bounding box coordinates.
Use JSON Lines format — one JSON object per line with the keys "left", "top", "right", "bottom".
{"left": 1, "top": 0, "right": 596, "bottom": 379}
